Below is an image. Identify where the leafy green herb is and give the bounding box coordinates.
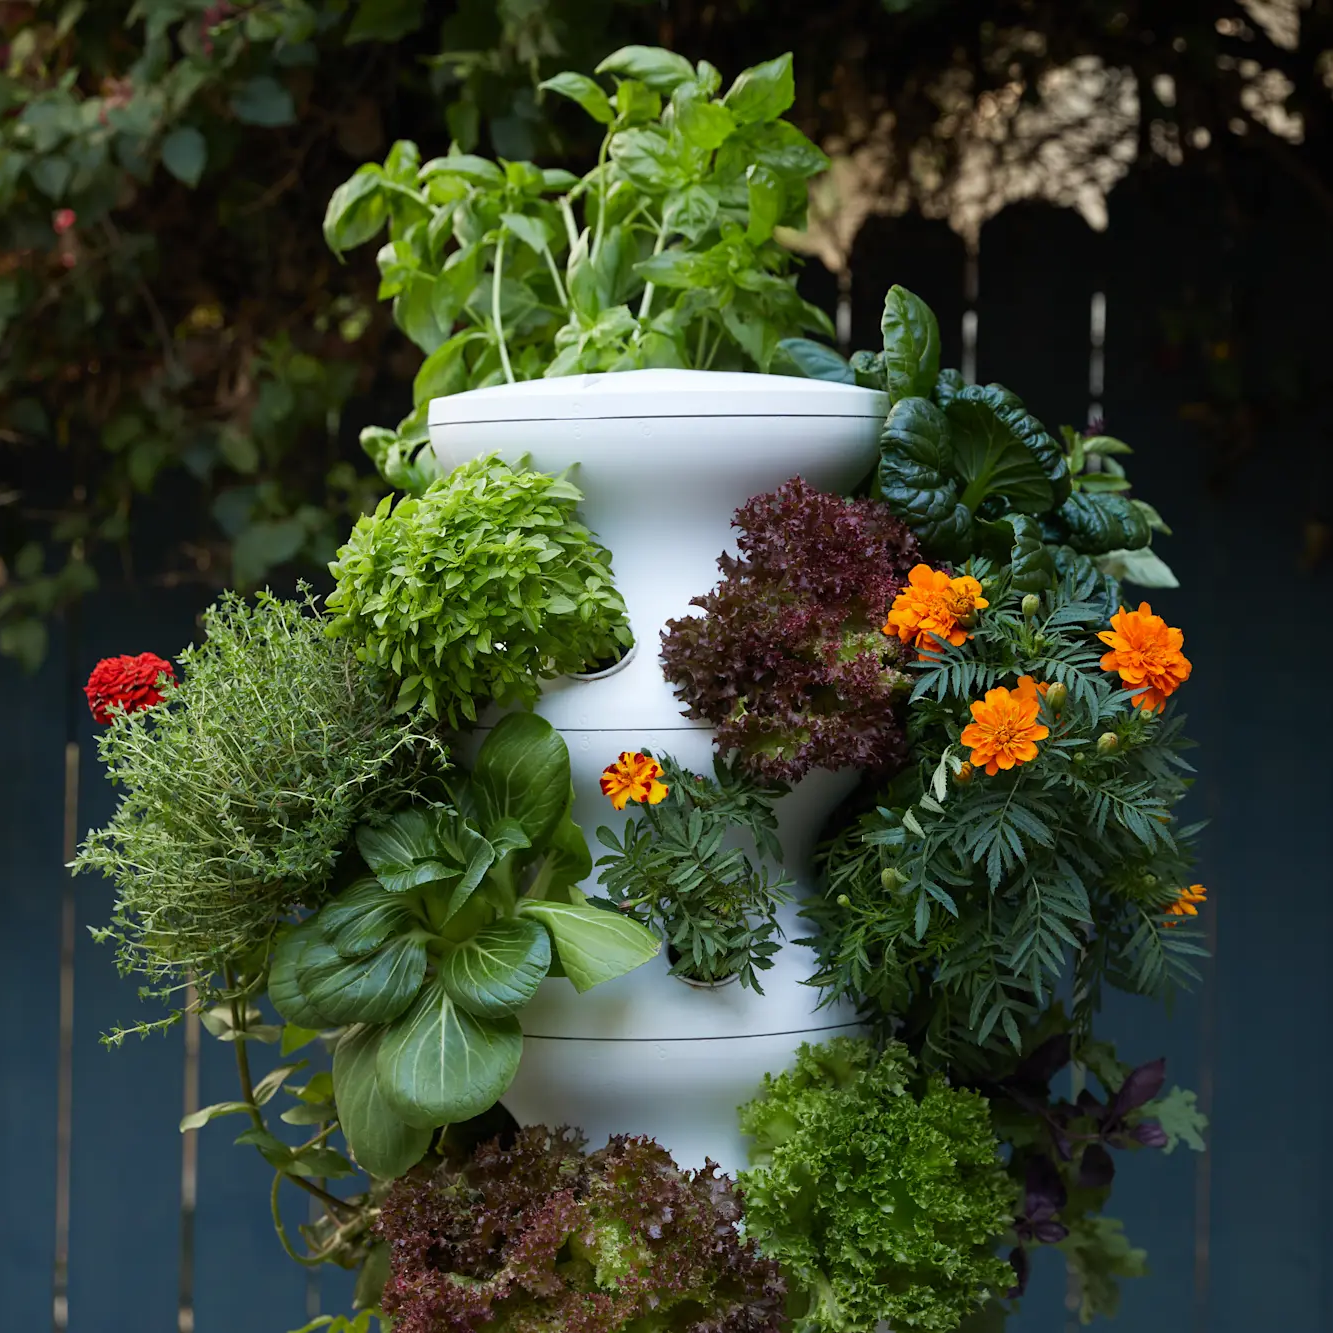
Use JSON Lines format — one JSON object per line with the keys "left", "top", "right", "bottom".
{"left": 326, "top": 455, "right": 631, "bottom": 725}
{"left": 592, "top": 753, "right": 792, "bottom": 990}
{"left": 323, "top": 50, "right": 833, "bottom": 483}
{"left": 268, "top": 714, "right": 660, "bottom": 1171}
{"left": 76, "top": 589, "right": 440, "bottom": 1027}
{"left": 738, "top": 1037, "right": 1014, "bottom": 1333}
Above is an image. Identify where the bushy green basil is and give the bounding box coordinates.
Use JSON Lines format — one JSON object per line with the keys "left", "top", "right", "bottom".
{"left": 323, "top": 49, "right": 833, "bottom": 483}
{"left": 268, "top": 713, "right": 660, "bottom": 1178}
{"left": 326, "top": 455, "right": 631, "bottom": 726}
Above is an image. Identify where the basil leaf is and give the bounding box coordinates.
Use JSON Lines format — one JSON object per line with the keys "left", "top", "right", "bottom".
{"left": 515, "top": 900, "right": 660, "bottom": 993}
{"left": 746, "top": 165, "right": 782, "bottom": 243}
{"left": 671, "top": 81, "right": 737, "bottom": 151}
{"left": 323, "top": 168, "right": 388, "bottom": 257}
{"left": 332, "top": 1025, "right": 432, "bottom": 1180}
{"left": 596, "top": 45, "right": 696, "bottom": 93}
{"left": 609, "top": 127, "right": 685, "bottom": 192}
{"left": 470, "top": 713, "right": 571, "bottom": 849}
{"left": 298, "top": 933, "right": 427, "bottom": 1026}
{"left": 723, "top": 53, "right": 796, "bottom": 125}
{"left": 319, "top": 876, "right": 416, "bottom": 959}
{"left": 439, "top": 917, "right": 551, "bottom": 1017}
{"left": 417, "top": 154, "right": 505, "bottom": 188}
{"left": 774, "top": 338, "right": 855, "bottom": 384}
{"left": 539, "top": 72, "right": 615, "bottom": 125}
{"left": 267, "top": 920, "right": 330, "bottom": 1028}
{"left": 375, "top": 979, "right": 523, "bottom": 1128}
{"left": 881, "top": 284, "right": 941, "bottom": 403}
{"left": 1096, "top": 546, "right": 1179, "bottom": 590}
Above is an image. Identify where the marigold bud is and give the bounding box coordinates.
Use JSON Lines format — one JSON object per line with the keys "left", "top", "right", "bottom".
{"left": 1045, "top": 681, "right": 1068, "bottom": 712}
{"left": 1096, "top": 732, "right": 1120, "bottom": 755}
{"left": 836, "top": 893, "right": 852, "bottom": 908}
{"left": 953, "top": 760, "right": 975, "bottom": 785}
{"left": 1021, "top": 593, "right": 1040, "bottom": 619}
{"left": 880, "top": 867, "right": 908, "bottom": 891}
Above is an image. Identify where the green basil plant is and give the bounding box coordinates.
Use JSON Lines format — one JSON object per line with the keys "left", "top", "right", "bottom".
{"left": 268, "top": 712, "right": 659, "bottom": 1178}
{"left": 323, "top": 47, "right": 833, "bottom": 486}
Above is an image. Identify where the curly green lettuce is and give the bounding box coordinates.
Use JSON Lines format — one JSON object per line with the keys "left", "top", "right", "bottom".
{"left": 738, "top": 1038, "right": 1014, "bottom": 1333}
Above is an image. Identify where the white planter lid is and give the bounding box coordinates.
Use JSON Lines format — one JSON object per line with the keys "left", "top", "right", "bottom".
{"left": 428, "top": 368, "right": 886, "bottom": 426}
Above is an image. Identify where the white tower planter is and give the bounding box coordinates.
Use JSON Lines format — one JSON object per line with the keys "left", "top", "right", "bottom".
{"left": 428, "top": 369, "right": 887, "bottom": 1174}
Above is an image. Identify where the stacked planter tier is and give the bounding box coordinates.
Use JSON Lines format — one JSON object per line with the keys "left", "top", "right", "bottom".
{"left": 429, "top": 369, "right": 887, "bottom": 1174}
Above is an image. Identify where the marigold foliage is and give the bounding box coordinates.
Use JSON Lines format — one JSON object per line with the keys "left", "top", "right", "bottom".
{"left": 326, "top": 455, "right": 631, "bottom": 726}
{"left": 376, "top": 1127, "right": 786, "bottom": 1333}
{"left": 737, "top": 1037, "right": 1014, "bottom": 1333}
{"left": 805, "top": 559, "right": 1205, "bottom": 1055}
{"left": 661, "top": 478, "right": 919, "bottom": 782}
{"left": 75, "top": 590, "right": 438, "bottom": 1014}
{"left": 593, "top": 752, "right": 793, "bottom": 990}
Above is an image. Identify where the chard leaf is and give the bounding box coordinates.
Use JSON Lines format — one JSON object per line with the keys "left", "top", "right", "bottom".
{"left": 1059, "top": 491, "right": 1153, "bottom": 554}
{"left": 375, "top": 978, "right": 522, "bottom": 1128}
{"left": 333, "top": 1025, "right": 433, "bottom": 1179}
{"left": 438, "top": 917, "right": 551, "bottom": 1017}
{"left": 297, "top": 932, "right": 427, "bottom": 1026}
{"left": 515, "top": 899, "right": 660, "bottom": 992}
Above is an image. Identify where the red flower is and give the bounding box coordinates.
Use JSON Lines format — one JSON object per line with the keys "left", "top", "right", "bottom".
{"left": 52, "top": 209, "right": 77, "bottom": 235}
{"left": 84, "top": 653, "right": 176, "bottom": 724}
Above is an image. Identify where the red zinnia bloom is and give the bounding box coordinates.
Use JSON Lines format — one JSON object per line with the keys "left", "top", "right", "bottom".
{"left": 84, "top": 652, "right": 176, "bottom": 724}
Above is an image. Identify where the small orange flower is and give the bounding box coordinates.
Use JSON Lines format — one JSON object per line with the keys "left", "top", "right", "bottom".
{"left": 883, "top": 564, "right": 990, "bottom": 657}
{"left": 959, "top": 686, "right": 1050, "bottom": 776}
{"left": 599, "top": 752, "right": 669, "bottom": 811}
{"left": 1097, "top": 602, "right": 1192, "bottom": 713}
{"left": 1014, "top": 675, "right": 1049, "bottom": 702}
{"left": 1163, "top": 884, "right": 1207, "bottom": 927}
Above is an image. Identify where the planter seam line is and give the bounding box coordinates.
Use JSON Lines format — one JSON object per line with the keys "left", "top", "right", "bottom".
{"left": 432, "top": 412, "right": 885, "bottom": 426}
{"left": 519, "top": 1022, "right": 863, "bottom": 1043}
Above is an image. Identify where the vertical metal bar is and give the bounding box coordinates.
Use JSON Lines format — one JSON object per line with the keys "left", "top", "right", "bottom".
{"left": 962, "top": 249, "right": 980, "bottom": 384}
{"left": 52, "top": 740, "right": 78, "bottom": 1333}
{"left": 1089, "top": 290, "right": 1107, "bottom": 423}
{"left": 836, "top": 268, "right": 853, "bottom": 354}
{"left": 179, "top": 986, "right": 200, "bottom": 1333}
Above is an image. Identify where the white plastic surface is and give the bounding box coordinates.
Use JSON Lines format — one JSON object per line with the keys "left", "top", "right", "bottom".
{"left": 430, "top": 370, "right": 879, "bottom": 1173}
{"left": 429, "top": 369, "right": 885, "bottom": 731}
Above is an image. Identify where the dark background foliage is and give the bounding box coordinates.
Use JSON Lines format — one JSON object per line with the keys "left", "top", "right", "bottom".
{"left": 2, "top": 0, "right": 1329, "bottom": 667}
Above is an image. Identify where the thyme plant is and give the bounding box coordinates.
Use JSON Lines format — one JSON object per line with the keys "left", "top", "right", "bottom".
{"left": 76, "top": 589, "right": 440, "bottom": 1026}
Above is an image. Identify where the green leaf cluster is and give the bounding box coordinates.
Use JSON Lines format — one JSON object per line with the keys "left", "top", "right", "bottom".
{"left": 326, "top": 454, "right": 631, "bottom": 725}
{"left": 782, "top": 286, "right": 1174, "bottom": 592}
{"left": 267, "top": 714, "right": 659, "bottom": 1177}
{"left": 592, "top": 752, "right": 793, "bottom": 990}
{"left": 805, "top": 562, "right": 1205, "bottom": 1055}
{"left": 323, "top": 49, "right": 833, "bottom": 485}
{"left": 738, "top": 1037, "right": 1015, "bottom": 1333}
{"left": 75, "top": 588, "right": 441, "bottom": 1017}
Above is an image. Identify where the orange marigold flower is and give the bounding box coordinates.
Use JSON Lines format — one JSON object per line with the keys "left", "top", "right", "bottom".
{"left": 1097, "top": 602, "right": 1192, "bottom": 713}
{"left": 599, "top": 751, "right": 669, "bottom": 811}
{"left": 959, "top": 686, "right": 1050, "bottom": 776}
{"left": 883, "top": 563, "right": 990, "bottom": 657}
{"left": 1163, "top": 883, "right": 1207, "bottom": 927}
{"left": 1014, "top": 674, "right": 1049, "bottom": 702}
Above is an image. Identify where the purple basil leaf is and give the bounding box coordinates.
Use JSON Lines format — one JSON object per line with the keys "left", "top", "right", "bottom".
{"left": 1017, "top": 1033, "right": 1073, "bottom": 1089}
{"left": 1078, "top": 1143, "right": 1116, "bottom": 1189}
{"left": 1025, "top": 1155, "right": 1067, "bottom": 1219}
{"left": 1007, "top": 1246, "right": 1030, "bottom": 1299}
{"left": 1111, "top": 1057, "right": 1167, "bottom": 1115}
{"left": 1033, "top": 1220, "right": 1071, "bottom": 1244}
{"left": 1132, "top": 1119, "right": 1170, "bottom": 1149}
